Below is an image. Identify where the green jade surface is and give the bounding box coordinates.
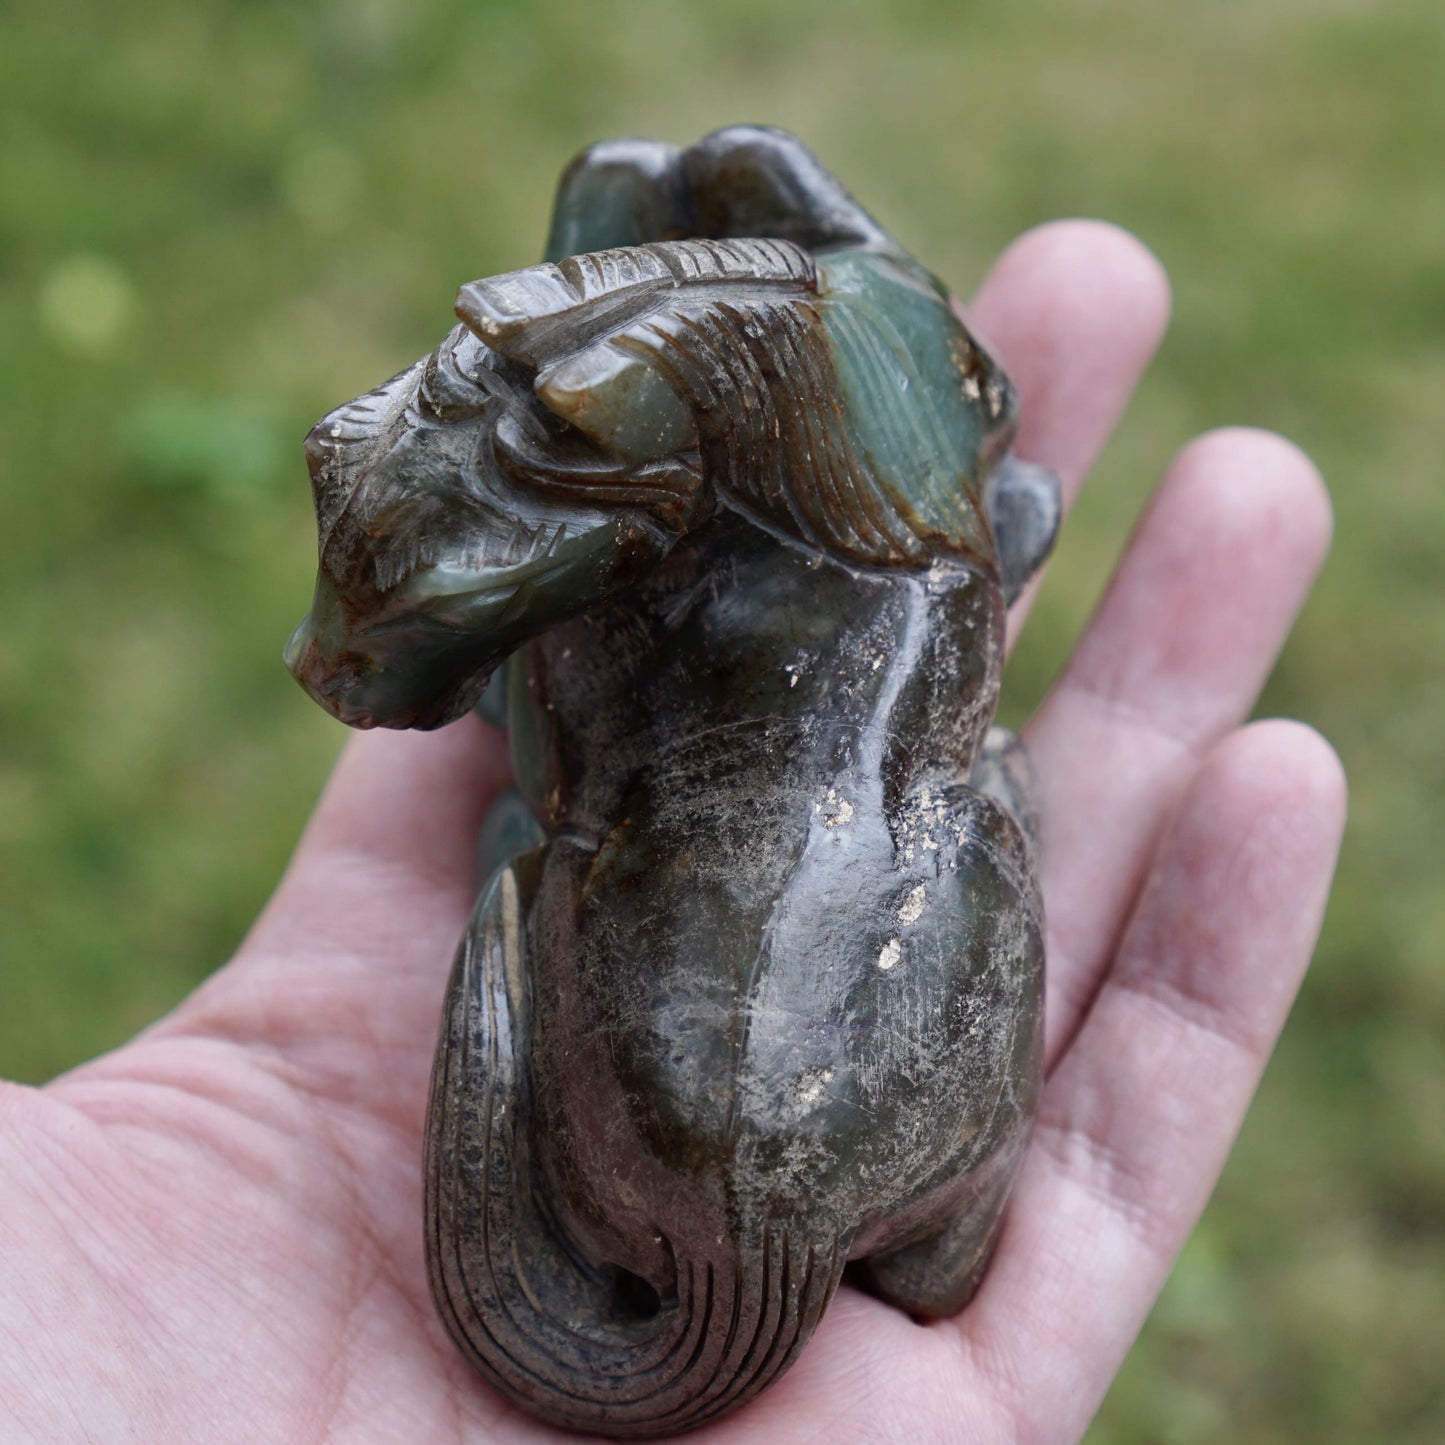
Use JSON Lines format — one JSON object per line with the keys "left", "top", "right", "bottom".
{"left": 287, "top": 126, "right": 1060, "bottom": 1438}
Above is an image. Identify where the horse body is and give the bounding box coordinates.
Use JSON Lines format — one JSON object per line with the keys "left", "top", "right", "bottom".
{"left": 421, "top": 513, "right": 1042, "bottom": 1432}
{"left": 294, "top": 129, "right": 1056, "bottom": 1435}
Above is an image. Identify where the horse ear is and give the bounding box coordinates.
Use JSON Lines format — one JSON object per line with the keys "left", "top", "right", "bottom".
{"left": 454, "top": 246, "right": 682, "bottom": 368}
{"left": 455, "top": 237, "right": 814, "bottom": 364}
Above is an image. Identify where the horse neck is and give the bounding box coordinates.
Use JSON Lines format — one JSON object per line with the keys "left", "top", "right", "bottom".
{"left": 514, "top": 509, "right": 1002, "bottom": 838}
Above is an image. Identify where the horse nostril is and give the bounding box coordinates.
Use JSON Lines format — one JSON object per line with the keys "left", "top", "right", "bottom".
{"left": 283, "top": 624, "right": 337, "bottom": 707}
{"left": 283, "top": 616, "right": 312, "bottom": 675}
{"left": 303, "top": 422, "right": 336, "bottom": 482}
{"left": 284, "top": 628, "right": 356, "bottom": 721}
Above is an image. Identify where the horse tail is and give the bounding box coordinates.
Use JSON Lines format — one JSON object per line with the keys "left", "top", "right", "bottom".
{"left": 424, "top": 862, "right": 846, "bottom": 1438}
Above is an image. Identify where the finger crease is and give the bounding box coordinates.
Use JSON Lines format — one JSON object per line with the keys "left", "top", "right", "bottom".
{"left": 1108, "top": 959, "right": 1269, "bottom": 1065}
{"left": 1053, "top": 671, "right": 1211, "bottom": 760}
{"left": 1033, "top": 1107, "right": 1176, "bottom": 1258}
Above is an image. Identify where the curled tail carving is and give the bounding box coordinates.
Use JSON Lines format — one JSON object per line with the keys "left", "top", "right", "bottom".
{"left": 424, "top": 862, "right": 846, "bottom": 1438}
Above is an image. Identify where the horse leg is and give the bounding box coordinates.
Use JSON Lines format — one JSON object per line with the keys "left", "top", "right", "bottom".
{"left": 984, "top": 452, "right": 1062, "bottom": 606}
{"left": 851, "top": 1134, "right": 1026, "bottom": 1318}
{"left": 473, "top": 782, "right": 545, "bottom": 887}
{"left": 855, "top": 776, "right": 1044, "bottom": 1318}
{"left": 544, "top": 138, "right": 684, "bottom": 261}
{"left": 680, "top": 125, "right": 902, "bottom": 256}
{"left": 546, "top": 126, "right": 907, "bottom": 265}
{"left": 969, "top": 724, "right": 1042, "bottom": 852}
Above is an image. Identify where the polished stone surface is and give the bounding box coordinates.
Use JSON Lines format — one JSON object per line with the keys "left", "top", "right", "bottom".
{"left": 289, "top": 126, "right": 1058, "bottom": 1437}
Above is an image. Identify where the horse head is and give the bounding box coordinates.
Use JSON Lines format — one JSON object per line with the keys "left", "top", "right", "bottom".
{"left": 287, "top": 233, "right": 1020, "bottom": 729}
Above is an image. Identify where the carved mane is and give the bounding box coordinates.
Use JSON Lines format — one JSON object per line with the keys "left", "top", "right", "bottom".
{"left": 457, "top": 237, "right": 1000, "bottom": 574}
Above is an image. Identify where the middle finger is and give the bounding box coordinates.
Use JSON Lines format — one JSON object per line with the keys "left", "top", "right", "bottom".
{"left": 1023, "top": 426, "right": 1333, "bottom": 1068}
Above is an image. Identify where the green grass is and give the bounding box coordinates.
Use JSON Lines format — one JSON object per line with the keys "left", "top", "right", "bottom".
{"left": 2, "top": 1, "right": 1441, "bottom": 1438}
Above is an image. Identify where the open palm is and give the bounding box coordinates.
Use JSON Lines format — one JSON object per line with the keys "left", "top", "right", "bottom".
{"left": 1, "top": 222, "right": 1344, "bottom": 1445}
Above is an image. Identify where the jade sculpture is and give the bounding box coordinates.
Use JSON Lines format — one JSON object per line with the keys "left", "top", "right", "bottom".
{"left": 287, "top": 126, "right": 1059, "bottom": 1437}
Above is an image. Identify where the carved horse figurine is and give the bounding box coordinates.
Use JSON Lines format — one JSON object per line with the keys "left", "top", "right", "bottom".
{"left": 287, "top": 127, "right": 1060, "bottom": 1438}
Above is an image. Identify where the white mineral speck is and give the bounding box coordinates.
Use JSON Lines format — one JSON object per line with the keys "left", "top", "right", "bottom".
{"left": 878, "top": 938, "right": 902, "bottom": 971}
{"left": 899, "top": 883, "right": 926, "bottom": 926}
{"left": 796, "top": 1066, "right": 835, "bottom": 1104}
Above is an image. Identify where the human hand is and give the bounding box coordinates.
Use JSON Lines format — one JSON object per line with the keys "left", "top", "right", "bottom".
{"left": 0, "top": 221, "right": 1344, "bottom": 1444}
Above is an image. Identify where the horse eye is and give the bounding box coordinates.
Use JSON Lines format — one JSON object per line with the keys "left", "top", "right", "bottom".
{"left": 418, "top": 345, "right": 490, "bottom": 423}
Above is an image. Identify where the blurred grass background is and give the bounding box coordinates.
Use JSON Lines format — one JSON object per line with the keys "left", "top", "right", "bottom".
{"left": 1, "top": 0, "right": 1440, "bottom": 1438}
